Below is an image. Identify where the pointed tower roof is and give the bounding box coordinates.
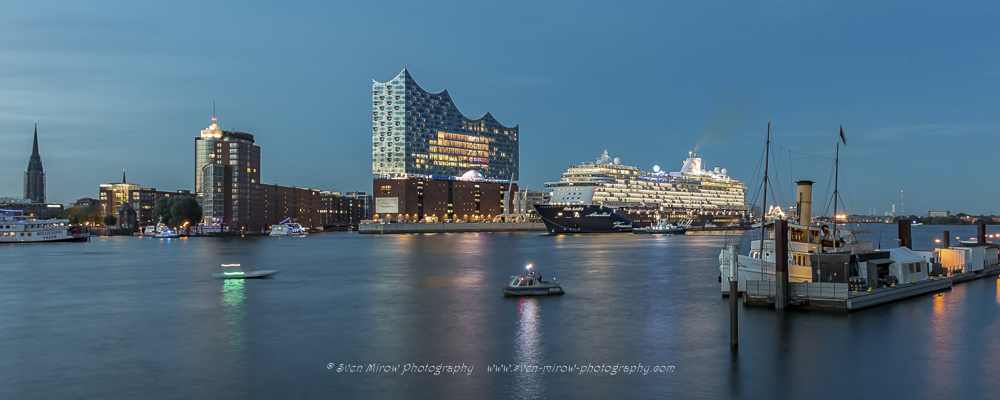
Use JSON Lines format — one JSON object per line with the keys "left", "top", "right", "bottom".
{"left": 122, "top": 169, "right": 127, "bottom": 184}
{"left": 25, "top": 122, "right": 45, "bottom": 203}
{"left": 31, "top": 123, "right": 39, "bottom": 157}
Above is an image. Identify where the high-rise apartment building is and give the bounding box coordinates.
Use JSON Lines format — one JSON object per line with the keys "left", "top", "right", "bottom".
{"left": 371, "top": 68, "right": 519, "bottom": 181}
{"left": 195, "top": 118, "right": 261, "bottom": 229}
{"left": 193, "top": 114, "right": 371, "bottom": 232}
{"left": 24, "top": 124, "right": 45, "bottom": 203}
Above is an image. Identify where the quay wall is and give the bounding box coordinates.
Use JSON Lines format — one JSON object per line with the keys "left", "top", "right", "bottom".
{"left": 358, "top": 222, "right": 545, "bottom": 234}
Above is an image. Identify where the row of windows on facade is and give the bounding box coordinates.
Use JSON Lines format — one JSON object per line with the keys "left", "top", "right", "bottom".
{"left": 373, "top": 89, "right": 451, "bottom": 102}
{"left": 4, "top": 223, "right": 65, "bottom": 229}
{"left": 371, "top": 98, "right": 511, "bottom": 130}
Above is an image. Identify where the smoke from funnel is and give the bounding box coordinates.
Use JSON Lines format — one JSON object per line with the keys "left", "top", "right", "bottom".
{"left": 694, "top": 91, "right": 755, "bottom": 152}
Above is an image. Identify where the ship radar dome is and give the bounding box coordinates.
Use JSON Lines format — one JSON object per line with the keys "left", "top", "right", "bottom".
{"left": 721, "top": 168, "right": 728, "bottom": 176}
{"left": 653, "top": 165, "right": 661, "bottom": 173}
{"left": 613, "top": 157, "right": 621, "bottom": 165}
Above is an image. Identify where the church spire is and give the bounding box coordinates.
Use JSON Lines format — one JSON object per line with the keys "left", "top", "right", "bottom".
{"left": 25, "top": 122, "right": 46, "bottom": 203}
{"left": 32, "top": 122, "right": 39, "bottom": 157}
{"left": 122, "top": 169, "right": 127, "bottom": 184}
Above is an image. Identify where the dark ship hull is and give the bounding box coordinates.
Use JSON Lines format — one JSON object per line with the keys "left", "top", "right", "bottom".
{"left": 534, "top": 204, "right": 751, "bottom": 234}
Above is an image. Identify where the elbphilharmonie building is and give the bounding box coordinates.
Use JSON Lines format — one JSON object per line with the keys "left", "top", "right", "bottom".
{"left": 371, "top": 68, "right": 519, "bottom": 182}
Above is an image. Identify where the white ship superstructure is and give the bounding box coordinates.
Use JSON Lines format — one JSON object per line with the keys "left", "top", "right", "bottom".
{"left": 546, "top": 151, "right": 638, "bottom": 205}
{"left": 536, "top": 150, "right": 750, "bottom": 233}
{"left": 0, "top": 212, "right": 90, "bottom": 243}
{"left": 547, "top": 151, "right": 747, "bottom": 212}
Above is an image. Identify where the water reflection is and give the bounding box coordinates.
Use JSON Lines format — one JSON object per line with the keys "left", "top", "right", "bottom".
{"left": 513, "top": 297, "right": 543, "bottom": 400}
{"left": 221, "top": 279, "right": 247, "bottom": 349}
{"left": 928, "top": 290, "right": 957, "bottom": 396}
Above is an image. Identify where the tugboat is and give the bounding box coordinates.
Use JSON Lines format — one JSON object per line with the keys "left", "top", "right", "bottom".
{"left": 633, "top": 219, "right": 689, "bottom": 234}
{"left": 501, "top": 264, "right": 565, "bottom": 296}
{"left": 212, "top": 263, "right": 278, "bottom": 279}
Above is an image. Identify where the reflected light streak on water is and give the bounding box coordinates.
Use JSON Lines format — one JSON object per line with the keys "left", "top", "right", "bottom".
{"left": 928, "top": 288, "right": 961, "bottom": 397}
{"left": 221, "top": 279, "right": 247, "bottom": 349}
{"left": 513, "top": 298, "right": 543, "bottom": 400}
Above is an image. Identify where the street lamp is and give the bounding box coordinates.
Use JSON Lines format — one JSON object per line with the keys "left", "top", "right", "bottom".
{"left": 935, "top": 238, "right": 942, "bottom": 266}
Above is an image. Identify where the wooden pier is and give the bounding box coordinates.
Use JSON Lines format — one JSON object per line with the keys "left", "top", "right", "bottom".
{"left": 744, "top": 265, "right": 1000, "bottom": 312}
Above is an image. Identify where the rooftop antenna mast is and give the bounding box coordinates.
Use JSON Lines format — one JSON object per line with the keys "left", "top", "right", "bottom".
{"left": 212, "top": 101, "right": 217, "bottom": 123}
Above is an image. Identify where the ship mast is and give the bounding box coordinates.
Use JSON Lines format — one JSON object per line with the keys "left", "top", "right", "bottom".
{"left": 832, "top": 141, "right": 840, "bottom": 250}
{"left": 758, "top": 121, "right": 770, "bottom": 278}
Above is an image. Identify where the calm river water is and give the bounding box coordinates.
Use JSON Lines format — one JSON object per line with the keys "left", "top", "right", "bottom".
{"left": 2, "top": 223, "right": 999, "bottom": 399}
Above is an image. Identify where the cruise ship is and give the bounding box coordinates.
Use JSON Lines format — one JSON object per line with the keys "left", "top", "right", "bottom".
{"left": 534, "top": 150, "right": 751, "bottom": 234}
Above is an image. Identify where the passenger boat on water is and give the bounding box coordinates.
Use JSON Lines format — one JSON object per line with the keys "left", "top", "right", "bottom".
{"left": 270, "top": 218, "right": 308, "bottom": 237}
{"left": 501, "top": 264, "right": 565, "bottom": 296}
{"left": 0, "top": 211, "right": 90, "bottom": 243}
{"left": 212, "top": 264, "right": 278, "bottom": 279}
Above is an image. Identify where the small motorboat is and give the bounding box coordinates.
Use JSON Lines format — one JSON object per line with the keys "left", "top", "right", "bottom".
{"left": 212, "top": 263, "right": 278, "bottom": 279}
{"left": 270, "top": 218, "right": 308, "bottom": 237}
{"left": 633, "top": 219, "right": 688, "bottom": 234}
{"left": 501, "top": 264, "right": 564, "bottom": 296}
{"left": 152, "top": 220, "right": 182, "bottom": 238}
{"left": 154, "top": 230, "right": 182, "bottom": 238}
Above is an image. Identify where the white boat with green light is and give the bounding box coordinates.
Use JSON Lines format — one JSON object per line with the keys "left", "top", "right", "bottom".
{"left": 212, "top": 263, "right": 278, "bottom": 279}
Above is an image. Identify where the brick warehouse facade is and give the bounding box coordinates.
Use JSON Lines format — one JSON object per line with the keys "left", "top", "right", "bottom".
{"left": 373, "top": 178, "right": 516, "bottom": 222}
{"left": 196, "top": 117, "right": 371, "bottom": 232}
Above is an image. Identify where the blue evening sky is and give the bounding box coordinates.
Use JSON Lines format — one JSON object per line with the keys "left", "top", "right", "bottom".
{"left": 1, "top": 1, "right": 997, "bottom": 215}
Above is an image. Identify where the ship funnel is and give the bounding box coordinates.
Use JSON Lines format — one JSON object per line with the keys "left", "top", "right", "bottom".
{"left": 795, "top": 180, "right": 814, "bottom": 225}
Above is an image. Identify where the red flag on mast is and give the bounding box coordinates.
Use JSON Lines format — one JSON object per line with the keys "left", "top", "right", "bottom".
{"left": 839, "top": 125, "right": 846, "bottom": 145}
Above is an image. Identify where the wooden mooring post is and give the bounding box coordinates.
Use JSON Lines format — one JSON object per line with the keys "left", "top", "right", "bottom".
{"left": 729, "top": 244, "right": 739, "bottom": 350}
{"left": 775, "top": 219, "right": 789, "bottom": 310}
